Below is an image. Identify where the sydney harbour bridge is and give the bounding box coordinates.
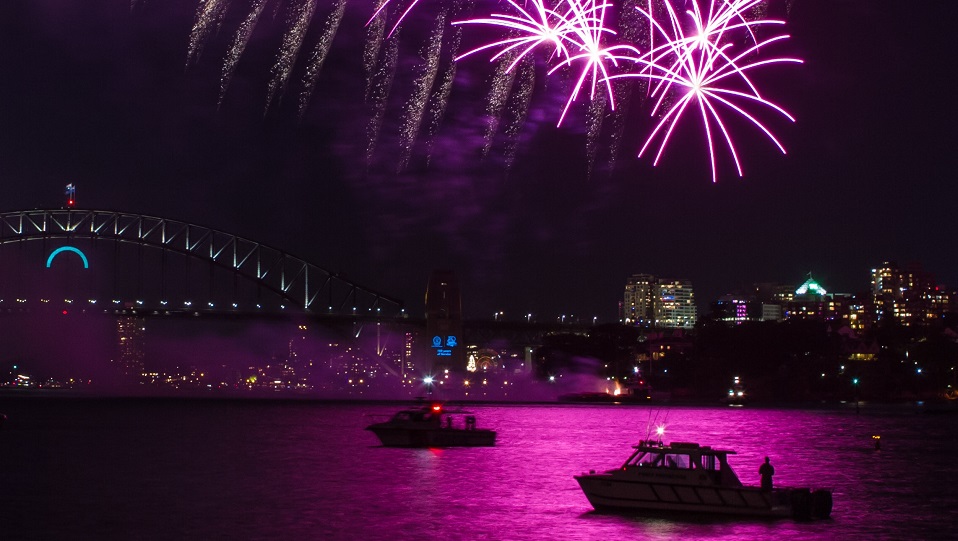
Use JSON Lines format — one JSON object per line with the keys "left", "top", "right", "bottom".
{"left": 0, "top": 208, "right": 594, "bottom": 389}
{"left": 0, "top": 208, "right": 406, "bottom": 319}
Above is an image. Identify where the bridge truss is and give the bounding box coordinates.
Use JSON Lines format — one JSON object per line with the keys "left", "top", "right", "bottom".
{"left": 0, "top": 209, "right": 404, "bottom": 316}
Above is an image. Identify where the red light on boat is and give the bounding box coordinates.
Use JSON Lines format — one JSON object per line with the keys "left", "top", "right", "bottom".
{"left": 431, "top": 404, "right": 442, "bottom": 413}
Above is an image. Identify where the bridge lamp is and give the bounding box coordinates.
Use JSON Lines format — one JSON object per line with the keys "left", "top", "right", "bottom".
{"left": 232, "top": 303, "right": 238, "bottom": 309}
{"left": 208, "top": 302, "right": 214, "bottom": 308}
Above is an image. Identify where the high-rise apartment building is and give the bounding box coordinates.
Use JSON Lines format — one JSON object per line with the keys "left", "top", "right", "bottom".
{"left": 655, "top": 279, "right": 697, "bottom": 328}
{"left": 115, "top": 316, "right": 146, "bottom": 379}
{"left": 871, "top": 262, "right": 951, "bottom": 326}
{"left": 623, "top": 274, "right": 656, "bottom": 326}
{"left": 624, "top": 275, "right": 698, "bottom": 328}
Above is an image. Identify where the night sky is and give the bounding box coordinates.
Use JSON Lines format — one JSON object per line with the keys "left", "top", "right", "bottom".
{"left": 1, "top": 0, "right": 956, "bottom": 321}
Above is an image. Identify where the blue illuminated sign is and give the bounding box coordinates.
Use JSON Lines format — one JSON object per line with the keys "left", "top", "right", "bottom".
{"left": 433, "top": 335, "right": 458, "bottom": 357}
{"left": 46, "top": 246, "right": 89, "bottom": 269}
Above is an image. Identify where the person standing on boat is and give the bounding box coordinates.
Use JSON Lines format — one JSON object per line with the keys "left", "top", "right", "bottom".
{"left": 759, "top": 457, "right": 775, "bottom": 491}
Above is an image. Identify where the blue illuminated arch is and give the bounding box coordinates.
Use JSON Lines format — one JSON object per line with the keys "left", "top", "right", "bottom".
{"left": 46, "top": 246, "right": 90, "bottom": 269}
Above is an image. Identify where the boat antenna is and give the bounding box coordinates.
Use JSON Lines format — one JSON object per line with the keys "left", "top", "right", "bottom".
{"left": 644, "top": 408, "right": 672, "bottom": 444}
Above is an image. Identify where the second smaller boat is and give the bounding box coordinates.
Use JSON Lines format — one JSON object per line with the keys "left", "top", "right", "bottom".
{"left": 366, "top": 401, "right": 497, "bottom": 448}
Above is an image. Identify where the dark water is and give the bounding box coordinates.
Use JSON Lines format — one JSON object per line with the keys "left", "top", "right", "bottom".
{"left": 2, "top": 397, "right": 956, "bottom": 540}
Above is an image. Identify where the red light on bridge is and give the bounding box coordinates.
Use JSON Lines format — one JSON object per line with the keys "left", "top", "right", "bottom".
{"left": 62, "top": 310, "right": 68, "bottom": 315}
{"left": 67, "top": 199, "right": 75, "bottom": 208}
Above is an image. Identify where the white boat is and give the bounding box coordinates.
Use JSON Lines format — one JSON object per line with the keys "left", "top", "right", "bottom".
{"left": 365, "top": 402, "right": 497, "bottom": 448}
{"left": 575, "top": 439, "right": 832, "bottom": 519}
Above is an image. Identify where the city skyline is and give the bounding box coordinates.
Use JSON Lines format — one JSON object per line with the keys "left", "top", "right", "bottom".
{"left": 1, "top": 0, "right": 956, "bottom": 322}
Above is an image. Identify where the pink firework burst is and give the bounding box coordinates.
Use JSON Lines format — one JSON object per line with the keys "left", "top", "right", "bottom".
{"left": 455, "top": 0, "right": 639, "bottom": 126}
{"left": 619, "top": 0, "right": 803, "bottom": 182}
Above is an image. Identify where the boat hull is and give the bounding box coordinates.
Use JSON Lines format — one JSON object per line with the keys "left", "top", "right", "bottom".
{"left": 575, "top": 474, "right": 831, "bottom": 519}
{"left": 367, "top": 426, "right": 497, "bottom": 448}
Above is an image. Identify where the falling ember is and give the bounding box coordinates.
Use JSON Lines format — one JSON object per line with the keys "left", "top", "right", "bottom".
{"left": 398, "top": 10, "right": 447, "bottom": 170}
{"left": 501, "top": 55, "right": 536, "bottom": 169}
{"left": 618, "top": 0, "right": 803, "bottom": 182}
{"left": 423, "top": 0, "right": 473, "bottom": 163}
{"left": 365, "top": 32, "right": 401, "bottom": 166}
{"left": 265, "top": 0, "right": 317, "bottom": 113}
{"left": 585, "top": 90, "right": 607, "bottom": 177}
{"left": 299, "top": 0, "right": 348, "bottom": 119}
{"left": 219, "top": 0, "right": 268, "bottom": 108}
{"left": 187, "top": 0, "right": 232, "bottom": 68}
{"left": 482, "top": 50, "right": 520, "bottom": 158}
{"left": 364, "top": 0, "right": 387, "bottom": 100}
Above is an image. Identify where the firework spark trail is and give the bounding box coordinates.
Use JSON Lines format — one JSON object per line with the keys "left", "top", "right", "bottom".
{"left": 364, "top": 0, "right": 387, "bottom": 100}
{"left": 366, "top": 31, "right": 401, "bottom": 166}
{"left": 398, "top": 10, "right": 447, "bottom": 170}
{"left": 604, "top": 0, "right": 649, "bottom": 172}
{"left": 605, "top": 76, "right": 635, "bottom": 171}
{"left": 482, "top": 49, "right": 520, "bottom": 158}
{"left": 585, "top": 87, "right": 607, "bottom": 176}
{"left": 423, "top": 0, "right": 473, "bottom": 163}
{"left": 751, "top": 0, "right": 769, "bottom": 19}
{"left": 187, "top": 0, "right": 232, "bottom": 68}
{"left": 619, "top": 0, "right": 803, "bottom": 182}
{"left": 219, "top": 0, "right": 269, "bottom": 107}
{"left": 298, "top": 0, "right": 348, "bottom": 118}
{"left": 265, "top": 0, "right": 317, "bottom": 113}
{"left": 501, "top": 55, "right": 536, "bottom": 169}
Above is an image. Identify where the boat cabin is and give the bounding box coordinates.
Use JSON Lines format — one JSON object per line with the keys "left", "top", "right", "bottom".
{"left": 389, "top": 405, "right": 443, "bottom": 425}
{"left": 620, "top": 441, "right": 743, "bottom": 487}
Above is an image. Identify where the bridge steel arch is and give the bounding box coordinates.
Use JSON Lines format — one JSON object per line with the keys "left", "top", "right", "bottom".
{"left": 0, "top": 209, "right": 404, "bottom": 316}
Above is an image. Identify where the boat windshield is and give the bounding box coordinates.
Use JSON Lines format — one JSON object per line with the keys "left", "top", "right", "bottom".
{"left": 390, "top": 410, "right": 438, "bottom": 423}
{"left": 625, "top": 448, "right": 722, "bottom": 472}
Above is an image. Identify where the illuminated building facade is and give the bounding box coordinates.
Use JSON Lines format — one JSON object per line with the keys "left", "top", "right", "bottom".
{"left": 871, "top": 262, "right": 952, "bottom": 326}
{"left": 422, "top": 270, "right": 465, "bottom": 373}
{"left": 115, "top": 316, "right": 146, "bottom": 379}
{"left": 654, "top": 279, "right": 697, "bottom": 329}
{"left": 623, "top": 274, "right": 656, "bottom": 326}
{"left": 624, "top": 275, "right": 697, "bottom": 328}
